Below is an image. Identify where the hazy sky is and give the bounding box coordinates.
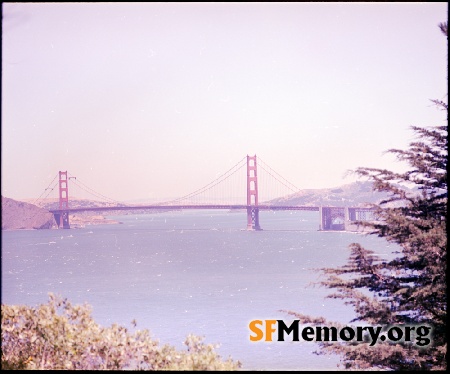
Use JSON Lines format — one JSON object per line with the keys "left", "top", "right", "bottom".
{"left": 2, "top": 2, "right": 448, "bottom": 202}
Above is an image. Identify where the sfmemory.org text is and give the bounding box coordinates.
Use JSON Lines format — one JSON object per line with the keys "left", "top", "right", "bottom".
{"left": 249, "top": 320, "right": 432, "bottom": 347}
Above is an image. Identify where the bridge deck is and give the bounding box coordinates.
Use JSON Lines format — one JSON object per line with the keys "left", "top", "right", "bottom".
{"left": 49, "top": 205, "right": 375, "bottom": 214}
{"left": 49, "top": 205, "right": 320, "bottom": 213}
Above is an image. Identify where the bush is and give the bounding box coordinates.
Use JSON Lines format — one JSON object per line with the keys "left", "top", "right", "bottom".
{"left": 1, "top": 293, "right": 241, "bottom": 370}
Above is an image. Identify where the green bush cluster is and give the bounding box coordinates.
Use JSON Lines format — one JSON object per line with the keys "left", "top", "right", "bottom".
{"left": 1, "top": 293, "right": 241, "bottom": 370}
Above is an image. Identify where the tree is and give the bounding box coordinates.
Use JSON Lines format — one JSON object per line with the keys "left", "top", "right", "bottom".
{"left": 285, "top": 22, "right": 447, "bottom": 370}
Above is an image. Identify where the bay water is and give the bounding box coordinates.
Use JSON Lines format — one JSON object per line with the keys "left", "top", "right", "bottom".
{"left": 1, "top": 210, "right": 398, "bottom": 370}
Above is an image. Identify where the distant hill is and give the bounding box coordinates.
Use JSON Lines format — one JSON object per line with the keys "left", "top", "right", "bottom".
{"left": 2, "top": 197, "right": 125, "bottom": 230}
{"left": 1, "top": 196, "right": 56, "bottom": 230}
{"left": 23, "top": 197, "right": 127, "bottom": 211}
{"left": 23, "top": 197, "right": 172, "bottom": 214}
{"left": 267, "top": 181, "right": 408, "bottom": 207}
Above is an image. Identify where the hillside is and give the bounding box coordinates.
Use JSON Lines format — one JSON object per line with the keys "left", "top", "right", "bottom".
{"left": 2, "top": 197, "right": 123, "bottom": 230}
{"left": 1, "top": 196, "right": 56, "bottom": 230}
{"left": 267, "top": 181, "right": 405, "bottom": 207}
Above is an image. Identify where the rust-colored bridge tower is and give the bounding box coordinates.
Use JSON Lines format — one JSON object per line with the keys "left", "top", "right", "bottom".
{"left": 246, "top": 155, "right": 262, "bottom": 230}
{"left": 56, "top": 171, "right": 70, "bottom": 229}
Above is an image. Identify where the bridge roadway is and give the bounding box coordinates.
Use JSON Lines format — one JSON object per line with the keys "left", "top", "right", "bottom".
{"left": 49, "top": 204, "right": 376, "bottom": 230}
{"left": 49, "top": 204, "right": 322, "bottom": 214}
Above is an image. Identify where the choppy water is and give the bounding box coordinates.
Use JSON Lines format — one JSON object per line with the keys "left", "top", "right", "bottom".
{"left": 1, "top": 210, "right": 398, "bottom": 370}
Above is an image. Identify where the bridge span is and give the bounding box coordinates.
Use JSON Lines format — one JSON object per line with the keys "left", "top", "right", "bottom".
{"left": 48, "top": 155, "right": 376, "bottom": 231}
{"left": 50, "top": 204, "right": 320, "bottom": 214}
{"left": 50, "top": 204, "right": 375, "bottom": 232}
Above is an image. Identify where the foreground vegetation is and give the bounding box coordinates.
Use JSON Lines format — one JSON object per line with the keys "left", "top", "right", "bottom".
{"left": 1, "top": 293, "right": 241, "bottom": 370}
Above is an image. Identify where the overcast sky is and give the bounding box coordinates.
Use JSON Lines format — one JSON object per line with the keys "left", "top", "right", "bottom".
{"left": 2, "top": 2, "right": 448, "bottom": 203}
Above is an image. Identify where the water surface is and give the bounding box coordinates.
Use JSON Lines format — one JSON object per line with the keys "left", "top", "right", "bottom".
{"left": 2, "top": 210, "right": 398, "bottom": 370}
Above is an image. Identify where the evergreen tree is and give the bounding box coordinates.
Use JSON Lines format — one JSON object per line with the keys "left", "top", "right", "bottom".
{"left": 285, "top": 22, "right": 447, "bottom": 370}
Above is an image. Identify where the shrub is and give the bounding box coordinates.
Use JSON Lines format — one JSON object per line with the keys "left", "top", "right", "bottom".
{"left": 1, "top": 293, "right": 241, "bottom": 370}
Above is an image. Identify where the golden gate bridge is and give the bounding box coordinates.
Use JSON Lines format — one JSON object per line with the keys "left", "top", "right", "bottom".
{"left": 35, "top": 155, "right": 375, "bottom": 231}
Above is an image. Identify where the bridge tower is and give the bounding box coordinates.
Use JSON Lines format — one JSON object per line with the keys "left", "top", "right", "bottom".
{"left": 57, "top": 171, "right": 70, "bottom": 229}
{"left": 246, "top": 155, "right": 262, "bottom": 230}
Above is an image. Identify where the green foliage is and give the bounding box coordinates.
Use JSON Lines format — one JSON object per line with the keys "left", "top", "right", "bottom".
{"left": 1, "top": 293, "right": 241, "bottom": 370}
{"left": 284, "top": 22, "right": 447, "bottom": 371}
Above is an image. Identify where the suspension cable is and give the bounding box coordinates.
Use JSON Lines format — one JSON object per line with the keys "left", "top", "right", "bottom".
{"left": 29, "top": 177, "right": 59, "bottom": 222}
{"left": 36, "top": 156, "right": 301, "bottom": 210}
{"left": 32, "top": 173, "right": 59, "bottom": 206}
{"left": 257, "top": 157, "right": 302, "bottom": 193}
{"left": 160, "top": 156, "right": 247, "bottom": 205}
{"left": 68, "top": 172, "right": 128, "bottom": 206}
